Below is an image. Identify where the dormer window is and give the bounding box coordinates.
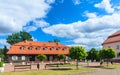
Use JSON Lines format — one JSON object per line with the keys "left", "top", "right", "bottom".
{"left": 56, "top": 47, "right": 60, "bottom": 50}
{"left": 43, "top": 47, "right": 47, "bottom": 50}
{"left": 50, "top": 47, "right": 54, "bottom": 51}
{"left": 36, "top": 46, "right": 40, "bottom": 50}
{"left": 20, "top": 46, "right": 25, "bottom": 50}
{"left": 63, "top": 48, "right": 66, "bottom": 51}
{"left": 28, "top": 46, "right": 33, "bottom": 50}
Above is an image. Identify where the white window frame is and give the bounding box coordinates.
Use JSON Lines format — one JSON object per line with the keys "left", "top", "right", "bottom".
{"left": 36, "top": 46, "right": 40, "bottom": 50}
{"left": 50, "top": 47, "right": 54, "bottom": 51}
{"left": 12, "top": 56, "right": 18, "bottom": 61}
{"left": 28, "top": 46, "right": 33, "bottom": 50}
{"left": 43, "top": 47, "right": 48, "bottom": 50}
{"left": 20, "top": 46, "right": 25, "bottom": 50}
{"left": 21, "top": 56, "right": 25, "bottom": 60}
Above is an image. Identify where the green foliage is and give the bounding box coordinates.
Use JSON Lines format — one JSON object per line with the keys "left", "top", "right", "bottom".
{"left": 0, "top": 62, "right": 4, "bottom": 67}
{"left": 58, "top": 54, "right": 65, "bottom": 60}
{"left": 37, "top": 54, "right": 47, "bottom": 61}
{"left": 86, "top": 48, "right": 100, "bottom": 61}
{"left": 69, "top": 46, "right": 87, "bottom": 69}
{"left": 54, "top": 38, "right": 60, "bottom": 43}
{"left": 99, "top": 48, "right": 116, "bottom": 66}
{"left": 69, "top": 46, "right": 87, "bottom": 60}
{"left": 99, "top": 48, "right": 116, "bottom": 59}
{"left": 7, "top": 31, "right": 33, "bottom": 45}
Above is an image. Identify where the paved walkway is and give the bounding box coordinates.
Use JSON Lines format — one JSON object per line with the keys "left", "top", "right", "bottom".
{"left": 65, "top": 68, "right": 120, "bottom": 75}
{"left": 3, "top": 62, "right": 120, "bottom": 75}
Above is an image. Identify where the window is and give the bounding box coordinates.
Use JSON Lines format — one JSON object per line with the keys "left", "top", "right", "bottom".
{"left": 21, "top": 56, "right": 25, "bottom": 60}
{"left": 28, "top": 46, "right": 33, "bottom": 50}
{"left": 20, "top": 46, "right": 25, "bottom": 50}
{"left": 43, "top": 47, "right": 47, "bottom": 50}
{"left": 108, "top": 46, "right": 111, "bottom": 48}
{"left": 36, "top": 46, "right": 40, "bottom": 50}
{"left": 56, "top": 47, "right": 60, "bottom": 50}
{"left": 12, "top": 56, "right": 18, "bottom": 61}
{"left": 50, "top": 47, "right": 54, "bottom": 51}
{"left": 63, "top": 48, "right": 66, "bottom": 51}
{"left": 116, "top": 45, "right": 119, "bottom": 49}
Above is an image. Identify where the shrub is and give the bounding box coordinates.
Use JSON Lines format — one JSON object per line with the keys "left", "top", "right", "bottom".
{"left": 0, "top": 62, "right": 4, "bottom": 67}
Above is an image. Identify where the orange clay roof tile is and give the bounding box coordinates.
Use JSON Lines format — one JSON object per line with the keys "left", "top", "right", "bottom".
{"left": 7, "top": 41, "right": 70, "bottom": 55}
{"left": 102, "top": 30, "right": 120, "bottom": 45}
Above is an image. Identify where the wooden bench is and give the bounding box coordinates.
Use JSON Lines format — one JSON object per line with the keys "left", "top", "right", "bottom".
{"left": 14, "top": 65, "right": 31, "bottom": 71}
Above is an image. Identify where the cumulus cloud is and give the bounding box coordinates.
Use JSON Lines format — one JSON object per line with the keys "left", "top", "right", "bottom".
{"left": 42, "top": 12, "right": 120, "bottom": 49}
{"left": 0, "top": 0, "right": 54, "bottom": 34}
{"left": 23, "top": 20, "right": 49, "bottom": 32}
{"left": 0, "top": 39, "right": 9, "bottom": 47}
{"left": 73, "top": 0, "right": 81, "bottom": 5}
{"left": 94, "top": 0, "right": 114, "bottom": 13}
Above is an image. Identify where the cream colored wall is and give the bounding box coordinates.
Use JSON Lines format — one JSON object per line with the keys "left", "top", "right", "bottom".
{"left": 103, "top": 41, "right": 120, "bottom": 58}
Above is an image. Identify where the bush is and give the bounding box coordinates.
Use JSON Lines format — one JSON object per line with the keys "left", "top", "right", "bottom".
{"left": 0, "top": 62, "right": 4, "bottom": 67}
{"left": 37, "top": 54, "right": 47, "bottom": 61}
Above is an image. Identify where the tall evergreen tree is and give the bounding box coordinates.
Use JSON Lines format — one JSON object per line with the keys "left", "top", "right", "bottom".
{"left": 7, "top": 31, "right": 33, "bottom": 45}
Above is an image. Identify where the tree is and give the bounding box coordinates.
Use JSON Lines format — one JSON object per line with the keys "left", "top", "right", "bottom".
{"left": 54, "top": 38, "right": 60, "bottom": 43}
{"left": 58, "top": 54, "right": 65, "bottom": 61}
{"left": 7, "top": 31, "right": 33, "bottom": 45}
{"left": 99, "top": 48, "right": 116, "bottom": 66}
{"left": 86, "top": 48, "right": 100, "bottom": 62}
{"left": 37, "top": 54, "right": 47, "bottom": 62}
{"left": 69, "top": 46, "right": 87, "bottom": 69}
{"left": 2, "top": 46, "right": 8, "bottom": 61}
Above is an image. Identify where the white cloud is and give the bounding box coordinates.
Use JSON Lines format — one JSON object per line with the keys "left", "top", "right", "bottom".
{"left": 42, "top": 12, "right": 120, "bottom": 49}
{"left": 94, "top": 0, "right": 114, "bottom": 13}
{"left": 45, "top": 0, "right": 55, "bottom": 4}
{"left": 0, "top": 0, "right": 54, "bottom": 34}
{"left": 23, "top": 20, "right": 49, "bottom": 32}
{"left": 35, "top": 20, "right": 49, "bottom": 28}
{"left": 73, "top": 0, "right": 81, "bottom": 5}
{"left": 0, "top": 39, "right": 10, "bottom": 48}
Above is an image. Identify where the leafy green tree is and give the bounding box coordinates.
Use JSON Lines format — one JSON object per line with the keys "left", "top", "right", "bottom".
{"left": 99, "top": 48, "right": 116, "bottom": 66}
{"left": 54, "top": 38, "right": 60, "bottom": 43}
{"left": 86, "top": 48, "right": 100, "bottom": 62}
{"left": 37, "top": 54, "right": 47, "bottom": 62}
{"left": 7, "top": 31, "right": 33, "bottom": 45}
{"left": 2, "top": 46, "right": 8, "bottom": 61}
{"left": 69, "top": 46, "right": 87, "bottom": 69}
{"left": 58, "top": 54, "right": 65, "bottom": 61}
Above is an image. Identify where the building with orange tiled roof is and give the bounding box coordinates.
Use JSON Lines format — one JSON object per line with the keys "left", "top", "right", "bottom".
{"left": 7, "top": 41, "right": 70, "bottom": 62}
{"left": 102, "top": 30, "right": 120, "bottom": 59}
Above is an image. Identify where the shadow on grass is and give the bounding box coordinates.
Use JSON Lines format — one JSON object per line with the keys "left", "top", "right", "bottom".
{"left": 86, "top": 66, "right": 115, "bottom": 69}
{"left": 50, "top": 68, "right": 72, "bottom": 71}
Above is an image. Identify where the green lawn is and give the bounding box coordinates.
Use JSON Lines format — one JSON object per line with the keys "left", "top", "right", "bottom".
{"left": 102, "top": 64, "right": 120, "bottom": 69}
{"left": 0, "top": 68, "right": 93, "bottom": 75}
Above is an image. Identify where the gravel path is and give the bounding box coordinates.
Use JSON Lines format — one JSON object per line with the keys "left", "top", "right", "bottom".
{"left": 65, "top": 68, "right": 120, "bottom": 75}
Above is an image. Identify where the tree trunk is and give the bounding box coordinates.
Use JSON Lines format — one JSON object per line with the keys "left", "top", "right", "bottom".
{"left": 106, "top": 59, "right": 109, "bottom": 67}
{"left": 76, "top": 60, "right": 79, "bottom": 69}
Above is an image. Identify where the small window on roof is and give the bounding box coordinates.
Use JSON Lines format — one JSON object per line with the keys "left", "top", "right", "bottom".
{"left": 28, "top": 46, "right": 33, "bottom": 50}
{"left": 50, "top": 47, "right": 54, "bottom": 51}
{"left": 43, "top": 47, "right": 47, "bottom": 50}
{"left": 20, "top": 46, "right": 25, "bottom": 50}
{"left": 56, "top": 47, "right": 60, "bottom": 50}
{"left": 36, "top": 46, "right": 40, "bottom": 50}
{"left": 63, "top": 48, "right": 67, "bottom": 51}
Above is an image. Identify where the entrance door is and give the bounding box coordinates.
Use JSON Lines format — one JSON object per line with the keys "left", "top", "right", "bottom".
{"left": 49, "top": 56, "right": 53, "bottom": 61}
{"left": 29, "top": 55, "right": 35, "bottom": 61}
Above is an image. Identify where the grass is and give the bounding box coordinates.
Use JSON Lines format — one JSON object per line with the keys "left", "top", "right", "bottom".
{"left": 0, "top": 68, "right": 93, "bottom": 75}
{"left": 87, "top": 63, "right": 120, "bottom": 69}
{"left": 101, "top": 64, "right": 120, "bottom": 69}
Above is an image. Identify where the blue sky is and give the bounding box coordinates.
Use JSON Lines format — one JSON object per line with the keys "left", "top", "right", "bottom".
{"left": 0, "top": 0, "right": 120, "bottom": 50}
